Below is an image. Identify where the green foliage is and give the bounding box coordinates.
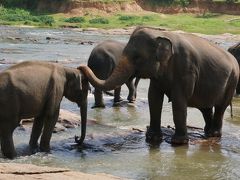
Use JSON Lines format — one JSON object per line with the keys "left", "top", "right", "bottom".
{"left": 226, "top": 0, "right": 238, "bottom": 3}
{"left": 0, "top": 0, "right": 38, "bottom": 9}
{"left": 37, "top": 16, "right": 55, "bottom": 26}
{"left": 89, "top": 17, "right": 109, "bottom": 24}
{"left": 148, "top": 0, "right": 174, "bottom": 6}
{"left": 0, "top": 7, "right": 55, "bottom": 26}
{"left": 179, "top": 0, "right": 192, "bottom": 7}
{"left": 118, "top": 15, "right": 139, "bottom": 21}
{"left": 148, "top": 0, "right": 192, "bottom": 6}
{"left": 64, "top": 17, "right": 85, "bottom": 23}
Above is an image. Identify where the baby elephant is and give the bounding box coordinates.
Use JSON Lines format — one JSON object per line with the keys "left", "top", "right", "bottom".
{"left": 0, "top": 61, "right": 88, "bottom": 159}
{"left": 88, "top": 40, "right": 140, "bottom": 108}
{"left": 228, "top": 42, "right": 240, "bottom": 94}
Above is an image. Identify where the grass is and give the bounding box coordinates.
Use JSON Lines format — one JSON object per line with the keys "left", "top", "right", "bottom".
{"left": 0, "top": 6, "right": 240, "bottom": 34}
{"left": 0, "top": 6, "right": 54, "bottom": 26}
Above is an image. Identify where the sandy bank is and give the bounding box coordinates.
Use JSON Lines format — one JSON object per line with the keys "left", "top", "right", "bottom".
{"left": 0, "top": 163, "right": 124, "bottom": 180}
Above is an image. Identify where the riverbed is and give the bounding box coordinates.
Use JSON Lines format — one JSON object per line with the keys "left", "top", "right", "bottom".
{"left": 0, "top": 26, "right": 240, "bottom": 179}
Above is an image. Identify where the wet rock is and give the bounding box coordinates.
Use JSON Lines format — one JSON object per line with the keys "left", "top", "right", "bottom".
{"left": 78, "top": 40, "right": 94, "bottom": 45}
{"left": 0, "top": 163, "right": 123, "bottom": 180}
{"left": 60, "top": 25, "right": 79, "bottom": 28}
{"left": 46, "top": 37, "right": 59, "bottom": 41}
{"left": 58, "top": 109, "right": 80, "bottom": 128}
{"left": 53, "top": 123, "right": 66, "bottom": 133}
{"left": 20, "top": 109, "right": 81, "bottom": 132}
{"left": 6, "top": 37, "right": 22, "bottom": 41}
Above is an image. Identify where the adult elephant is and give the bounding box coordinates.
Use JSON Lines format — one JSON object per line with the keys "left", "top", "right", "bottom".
{"left": 88, "top": 40, "right": 140, "bottom": 108}
{"left": 228, "top": 42, "right": 240, "bottom": 94}
{"left": 79, "top": 27, "right": 239, "bottom": 145}
{"left": 0, "top": 61, "right": 88, "bottom": 159}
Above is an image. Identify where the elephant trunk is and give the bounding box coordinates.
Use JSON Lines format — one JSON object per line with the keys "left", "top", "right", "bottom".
{"left": 78, "top": 56, "right": 135, "bottom": 91}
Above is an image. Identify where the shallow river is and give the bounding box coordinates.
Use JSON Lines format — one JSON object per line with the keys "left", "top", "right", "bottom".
{"left": 0, "top": 26, "right": 240, "bottom": 179}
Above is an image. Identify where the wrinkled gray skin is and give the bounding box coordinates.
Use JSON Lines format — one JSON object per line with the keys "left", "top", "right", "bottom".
{"left": 0, "top": 61, "right": 88, "bottom": 159}
{"left": 79, "top": 27, "right": 239, "bottom": 145}
{"left": 228, "top": 42, "right": 240, "bottom": 94}
{"left": 88, "top": 40, "right": 140, "bottom": 108}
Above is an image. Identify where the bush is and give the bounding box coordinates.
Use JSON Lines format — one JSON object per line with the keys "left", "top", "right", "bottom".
{"left": 0, "top": 7, "right": 55, "bottom": 26}
{"left": 179, "top": 0, "right": 192, "bottom": 7}
{"left": 148, "top": 0, "right": 174, "bottom": 6}
{"left": 118, "top": 15, "right": 138, "bottom": 21}
{"left": 64, "top": 17, "right": 85, "bottom": 23}
{"left": 0, "top": 0, "right": 38, "bottom": 9}
{"left": 38, "top": 15, "right": 55, "bottom": 26}
{"left": 89, "top": 17, "right": 109, "bottom": 24}
{"left": 226, "top": 0, "right": 238, "bottom": 3}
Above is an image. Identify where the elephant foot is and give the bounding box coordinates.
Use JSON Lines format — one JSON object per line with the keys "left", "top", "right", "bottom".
{"left": 29, "top": 143, "right": 39, "bottom": 154}
{"left": 171, "top": 135, "right": 189, "bottom": 145}
{"left": 91, "top": 104, "right": 105, "bottom": 109}
{"left": 29, "top": 146, "right": 39, "bottom": 154}
{"left": 3, "top": 152, "right": 17, "bottom": 159}
{"left": 145, "top": 126, "right": 162, "bottom": 144}
{"left": 204, "top": 130, "right": 222, "bottom": 138}
{"left": 114, "top": 97, "right": 124, "bottom": 103}
{"left": 113, "top": 99, "right": 124, "bottom": 107}
{"left": 2, "top": 150, "right": 17, "bottom": 159}
{"left": 127, "top": 97, "right": 136, "bottom": 103}
{"left": 40, "top": 142, "right": 50, "bottom": 152}
{"left": 128, "top": 99, "right": 136, "bottom": 104}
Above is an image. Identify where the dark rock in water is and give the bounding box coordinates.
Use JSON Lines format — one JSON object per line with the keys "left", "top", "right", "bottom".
{"left": 19, "top": 109, "right": 81, "bottom": 132}
{"left": 69, "top": 125, "right": 217, "bottom": 154}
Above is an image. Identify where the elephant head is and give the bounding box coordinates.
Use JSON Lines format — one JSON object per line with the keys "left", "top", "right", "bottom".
{"left": 64, "top": 68, "right": 89, "bottom": 144}
{"left": 78, "top": 27, "right": 174, "bottom": 91}
{"left": 228, "top": 42, "right": 240, "bottom": 94}
{"left": 228, "top": 42, "right": 240, "bottom": 61}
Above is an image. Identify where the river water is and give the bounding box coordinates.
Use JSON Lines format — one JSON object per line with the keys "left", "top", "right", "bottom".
{"left": 0, "top": 26, "right": 240, "bottom": 179}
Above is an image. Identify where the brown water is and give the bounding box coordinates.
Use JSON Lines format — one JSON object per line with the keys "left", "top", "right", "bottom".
{"left": 0, "top": 26, "right": 240, "bottom": 179}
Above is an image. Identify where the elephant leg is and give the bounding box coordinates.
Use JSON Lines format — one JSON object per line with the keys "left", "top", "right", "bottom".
{"left": 126, "top": 77, "right": 136, "bottom": 103}
{"left": 236, "top": 82, "right": 240, "bottom": 95}
{"left": 113, "top": 87, "right": 123, "bottom": 103}
{"left": 208, "top": 106, "right": 226, "bottom": 137}
{"left": 199, "top": 108, "right": 213, "bottom": 136}
{"left": 1, "top": 128, "right": 16, "bottom": 159}
{"left": 29, "top": 116, "right": 44, "bottom": 153}
{"left": 146, "top": 81, "right": 163, "bottom": 143}
{"left": 39, "top": 109, "right": 59, "bottom": 152}
{"left": 93, "top": 88, "right": 105, "bottom": 108}
{"left": 134, "top": 77, "right": 140, "bottom": 99}
{"left": 171, "top": 92, "right": 188, "bottom": 144}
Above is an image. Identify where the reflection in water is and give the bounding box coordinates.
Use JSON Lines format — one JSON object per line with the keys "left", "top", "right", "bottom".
{"left": 0, "top": 26, "right": 240, "bottom": 179}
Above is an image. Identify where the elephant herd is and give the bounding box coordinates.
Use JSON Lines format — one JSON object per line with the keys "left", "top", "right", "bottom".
{"left": 0, "top": 26, "right": 240, "bottom": 159}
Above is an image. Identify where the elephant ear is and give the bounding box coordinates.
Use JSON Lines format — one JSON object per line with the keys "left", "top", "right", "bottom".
{"left": 67, "top": 71, "right": 82, "bottom": 92}
{"left": 76, "top": 73, "right": 82, "bottom": 91}
{"left": 155, "top": 37, "right": 174, "bottom": 64}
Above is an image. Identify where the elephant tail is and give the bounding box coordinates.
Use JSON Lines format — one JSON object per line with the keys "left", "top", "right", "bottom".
{"left": 230, "top": 101, "right": 233, "bottom": 118}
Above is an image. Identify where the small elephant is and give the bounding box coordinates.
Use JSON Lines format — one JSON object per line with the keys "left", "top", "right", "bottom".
{"left": 228, "top": 42, "right": 240, "bottom": 94}
{"left": 87, "top": 40, "right": 140, "bottom": 108}
{"left": 0, "top": 61, "right": 88, "bottom": 159}
{"left": 79, "top": 27, "right": 239, "bottom": 145}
